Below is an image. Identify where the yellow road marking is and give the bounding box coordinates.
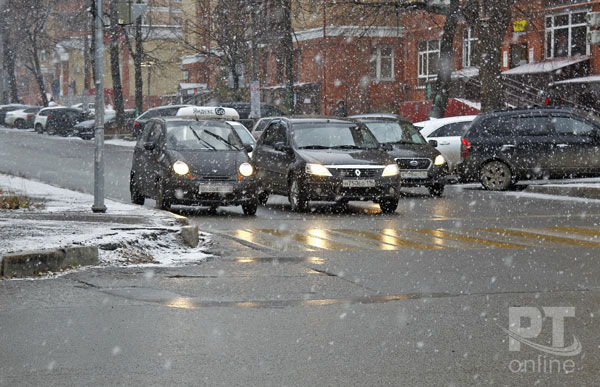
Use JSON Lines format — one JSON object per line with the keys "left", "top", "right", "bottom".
{"left": 547, "top": 226, "right": 600, "bottom": 238}
{"left": 250, "top": 229, "right": 358, "bottom": 251}
{"left": 380, "top": 228, "right": 476, "bottom": 249}
{"left": 482, "top": 228, "right": 600, "bottom": 248}
{"left": 335, "top": 229, "right": 444, "bottom": 250}
{"left": 224, "top": 229, "right": 315, "bottom": 251}
{"left": 412, "top": 229, "right": 529, "bottom": 249}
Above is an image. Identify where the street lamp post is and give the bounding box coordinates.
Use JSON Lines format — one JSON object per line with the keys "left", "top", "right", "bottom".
{"left": 141, "top": 61, "right": 154, "bottom": 109}
{"left": 92, "top": 0, "right": 107, "bottom": 213}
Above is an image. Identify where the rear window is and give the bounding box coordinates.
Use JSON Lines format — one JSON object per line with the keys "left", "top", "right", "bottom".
{"left": 430, "top": 122, "right": 471, "bottom": 137}
{"left": 469, "top": 115, "right": 550, "bottom": 138}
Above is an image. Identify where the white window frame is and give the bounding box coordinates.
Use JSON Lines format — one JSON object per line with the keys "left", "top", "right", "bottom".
{"left": 417, "top": 39, "right": 440, "bottom": 88}
{"left": 371, "top": 46, "right": 394, "bottom": 82}
{"left": 463, "top": 27, "right": 478, "bottom": 68}
{"left": 545, "top": 8, "right": 590, "bottom": 59}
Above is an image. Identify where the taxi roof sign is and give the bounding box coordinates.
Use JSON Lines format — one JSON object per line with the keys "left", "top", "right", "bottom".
{"left": 176, "top": 106, "right": 240, "bottom": 121}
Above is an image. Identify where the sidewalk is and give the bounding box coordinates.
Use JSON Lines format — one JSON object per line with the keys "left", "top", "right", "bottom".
{"left": 0, "top": 174, "right": 209, "bottom": 278}
{"left": 523, "top": 177, "right": 600, "bottom": 200}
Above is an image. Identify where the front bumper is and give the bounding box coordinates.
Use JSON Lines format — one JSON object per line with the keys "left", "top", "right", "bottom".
{"left": 400, "top": 164, "right": 450, "bottom": 187}
{"left": 303, "top": 176, "right": 400, "bottom": 202}
{"left": 164, "top": 176, "right": 258, "bottom": 206}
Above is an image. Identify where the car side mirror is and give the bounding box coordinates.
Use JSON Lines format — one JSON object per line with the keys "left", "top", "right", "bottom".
{"left": 274, "top": 142, "right": 292, "bottom": 153}
{"left": 143, "top": 142, "right": 155, "bottom": 151}
{"left": 381, "top": 143, "right": 393, "bottom": 151}
{"left": 428, "top": 139, "right": 438, "bottom": 147}
{"left": 244, "top": 144, "right": 254, "bottom": 153}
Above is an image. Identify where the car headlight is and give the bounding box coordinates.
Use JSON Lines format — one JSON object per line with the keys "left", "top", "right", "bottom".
{"left": 173, "top": 160, "right": 190, "bottom": 175}
{"left": 434, "top": 155, "right": 446, "bottom": 166}
{"left": 305, "top": 163, "right": 332, "bottom": 177}
{"left": 239, "top": 162, "right": 254, "bottom": 177}
{"left": 381, "top": 164, "right": 399, "bottom": 177}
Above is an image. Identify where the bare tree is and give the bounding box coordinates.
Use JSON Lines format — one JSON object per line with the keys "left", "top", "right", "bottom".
{"left": 109, "top": 0, "right": 125, "bottom": 127}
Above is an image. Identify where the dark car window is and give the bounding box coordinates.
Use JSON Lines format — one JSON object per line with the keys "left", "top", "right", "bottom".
{"left": 165, "top": 121, "right": 242, "bottom": 151}
{"left": 474, "top": 116, "right": 549, "bottom": 137}
{"left": 431, "top": 122, "right": 470, "bottom": 137}
{"left": 139, "top": 122, "right": 156, "bottom": 144}
{"left": 551, "top": 116, "right": 597, "bottom": 136}
{"left": 364, "top": 121, "right": 426, "bottom": 145}
{"left": 293, "top": 122, "right": 378, "bottom": 149}
{"left": 262, "top": 122, "right": 285, "bottom": 147}
{"left": 24, "top": 107, "right": 41, "bottom": 114}
{"left": 254, "top": 118, "right": 272, "bottom": 133}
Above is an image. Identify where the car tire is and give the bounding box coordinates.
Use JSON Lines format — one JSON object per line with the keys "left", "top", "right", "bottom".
{"left": 242, "top": 201, "right": 258, "bottom": 215}
{"left": 14, "top": 119, "right": 25, "bottom": 129}
{"left": 428, "top": 183, "right": 445, "bottom": 197}
{"left": 257, "top": 190, "right": 269, "bottom": 205}
{"left": 289, "top": 177, "right": 308, "bottom": 212}
{"left": 480, "top": 161, "right": 514, "bottom": 191}
{"left": 155, "top": 179, "right": 171, "bottom": 210}
{"left": 379, "top": 198, "right": 398, "bottom": 214}
{"left": 35, "top": 124, "right": 43, "bottom": 133}
{"left": 130, "top": 174, "right": 145, "bottom": 205}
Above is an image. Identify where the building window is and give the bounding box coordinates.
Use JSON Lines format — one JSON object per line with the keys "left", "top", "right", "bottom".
{"left": 545, "top": 9, "right": 589, "bottom": 58}
{"left": 418, "top": 40, "right": 439, "bottom": 87}
{"left": 463, "top": 27, "right": 478, "bottom": 68}
{"left": 182, "top": 70, "right": 189, "bottom": 81}
{"left": 370, "top": 46, "right": 394, "bottom": 82}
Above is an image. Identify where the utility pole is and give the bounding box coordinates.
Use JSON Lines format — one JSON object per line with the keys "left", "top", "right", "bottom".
{"left": 0, "top": 0, "right": 6, "bottom": 104}
{"left": 92, "top": 0, "right": 107, "bottom": 213}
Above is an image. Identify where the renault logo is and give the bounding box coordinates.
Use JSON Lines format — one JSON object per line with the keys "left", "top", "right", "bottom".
{"left": 355, "top": 169, "right": 361, "bottom": 177}
{"left": 409, "top": 160, "right": 419, "bottom": 167}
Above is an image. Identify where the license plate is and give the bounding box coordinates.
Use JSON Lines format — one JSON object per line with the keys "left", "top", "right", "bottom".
{"left": 342, "top": 179, "right": 376, "bottom": 188}
{"left": 199, "top": 184, "right": 233, "bottom": 193}
{"left": 401, "top": 171, "right": 428, "bottom": 179}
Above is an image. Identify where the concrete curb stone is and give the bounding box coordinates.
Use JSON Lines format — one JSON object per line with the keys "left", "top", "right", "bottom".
{"left": 524, "top": 185, "right": 600, "bottom": 200}
{"left": 1, "top": 246, "right": 98, "bottom": 278}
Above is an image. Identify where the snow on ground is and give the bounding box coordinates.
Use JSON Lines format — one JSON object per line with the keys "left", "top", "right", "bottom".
{"left": 0, "top": 174, "right": 211, "bottom": 272}
{"left": 503, "top": 191, "right": 600, "bottom": 203}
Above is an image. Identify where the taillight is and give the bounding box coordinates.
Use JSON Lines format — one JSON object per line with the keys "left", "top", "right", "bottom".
{"left": 461, "top": 138, "right": 471, "bottom": 158}
{"left": 134, "top": 122, "right": 140, "bottom": 128}
{"left": 26, "top": 114, "right": 32, "bottom": 119}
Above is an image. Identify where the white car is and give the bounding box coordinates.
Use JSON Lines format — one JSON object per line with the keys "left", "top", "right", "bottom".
{"left": 5, "top": 107, "right": 42, "bottom": 129}
{"left": 227, "top": 120, "right": 256, "bottom": 158}
{"left": 415, "top": 115, "right": 476, "bottom": 172}
{"left": 34, "top": 106, "right": 65, "bottom": 133}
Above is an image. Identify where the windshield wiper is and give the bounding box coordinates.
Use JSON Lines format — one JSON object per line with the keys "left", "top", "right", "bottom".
{"left": 203, "top": 130, "right": 241, "bottom": 150}
{"left": 298, "top": 145, "right": 331, "bottom": 149}
{"left": 331, "top": 145, "right": 363, "bottom": 149}
{"left": 189, "top": 127, "right": 216, "bottom": 150}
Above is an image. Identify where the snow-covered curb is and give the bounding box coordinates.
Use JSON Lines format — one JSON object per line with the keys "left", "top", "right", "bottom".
{"left": 0, "top": 174, "right": 210, "bottom": 273}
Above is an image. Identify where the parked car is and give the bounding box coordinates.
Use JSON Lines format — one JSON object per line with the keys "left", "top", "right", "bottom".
{"left": 0, "top": 104, "right": 29, "bottom": 125}
{"left": 351, "top": 114, "right": 450, "bottom": 196}
{"left": 5, "top": 107, "right": 42, "bottom": 129}
{"left": 214, "top": 102, "right": 284, "bottom": 130}
{"left": 45, "top": 108, "right": 86, "bottom": 136}
{"left": 132, "top": 104, "right": 193, "bottom": 138}
{"left": 250, "top": 117, "right": 276, "bottom": 140}
{"left": 34, "top": 106, "right": 64, "bottom": 133}
{"left": 458, "top": 107, "right": 600, "bottom": 190}
{"left": 73, "top": 109, "right": 136, "bottom": 140}
{"left": 129, "top": 106, "right": 258, "bottom": 214}
{"left": 414, "top": 115, "right": 477, "bottom": 172}
{"left": 252, "top": 117, "right": 401, "bottom": 213}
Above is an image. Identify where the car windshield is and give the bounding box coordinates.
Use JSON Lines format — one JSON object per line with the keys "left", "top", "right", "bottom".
{"left": 364, "top": 120, "right": 427, "bottom": 145}
{"left": 293, "top": 123, "right": 378, "bottom": 149}
{"left": 165, "top": 121, "right": 243, "bottom": 151}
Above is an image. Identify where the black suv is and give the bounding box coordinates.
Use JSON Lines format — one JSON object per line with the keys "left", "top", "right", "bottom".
{"left": 45, "top": 108, "right": 87, "bottom": 136}
{"left": 458, "top": 107, "right": 600, "bottom": 190}
{"left": 351, "top": 114, "right": 450, "bottom": 196}
{"left": 252, "top": 117, "right": 401, "bottom": 213}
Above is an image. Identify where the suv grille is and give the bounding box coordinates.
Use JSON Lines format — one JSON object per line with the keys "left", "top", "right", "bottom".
{"left": 396, "top": 158, "right": 431, "bottom": 170}
{"left": 333, "top": 168, "right": 381, "bottom": 178}
{"left": 198, "top": 175, "right": 233, "bottom": 181}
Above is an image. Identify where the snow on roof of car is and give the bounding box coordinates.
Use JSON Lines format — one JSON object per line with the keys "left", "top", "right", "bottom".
{"left": 176, "top": 106, "right": 239, "bottom": 121}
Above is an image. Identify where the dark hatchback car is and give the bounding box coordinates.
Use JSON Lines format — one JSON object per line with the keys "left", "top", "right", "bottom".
{"left": 73, "top": 109, "right": 137, "bottom": 140}
{"left": 130, "top": 115, "right": 258, "bottom": 214}
{"left": 45, "top": 108, "right": 86, "bottom": 136}
{"left": 351, "top": 114, "right": 450, "bottom": 196}
{"left": 458, "top": 107, "right": 600, "bottom": 190}
{"left": 252, "top": 117, "right": 401, "bottom": 213}
{"left": 132, "top": 104, "right": 193, "bottom": 138}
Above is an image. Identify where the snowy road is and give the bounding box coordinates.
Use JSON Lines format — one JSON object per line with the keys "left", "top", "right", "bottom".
{"left": 2, "top": 127, "right": 600, "bottom": 385}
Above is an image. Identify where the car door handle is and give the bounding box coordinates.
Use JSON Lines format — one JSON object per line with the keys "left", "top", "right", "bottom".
{"left": 500, "top": 144, "right": 516, "bottom": 152}
{"left": 438, "top": 142, "right": 451, "bottom": 145}
{"left": 555, "top": 144, "right": 569, "bottom": 148}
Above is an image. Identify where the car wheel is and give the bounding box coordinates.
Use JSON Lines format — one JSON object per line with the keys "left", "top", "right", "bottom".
{"left": 428, "top": 183, "right": 445, "bottom": 197}
{"left": 480, "top": 161, "right": 514, "bottom": 191}
{"left": 257, "top": 190, "right": 269, "bottom": 205}
{"left": 242, "top": 201, "right": 258, "bottom": 215}
{"left": 130, "top": 174, "right": 145, "bottom": 205}
{"left": 35, "top": 124, "right": 43, "bottom": 133}
{"left": 155, "top": 179, "right": 171, "bottom": 210}
{"left": 379, "top": 198, "right": 398, "bottom": 214}
{"left": 289, "top": 177, "right": 308, "bottom": 212}
{"left": 15, "top": 119, "right": 25, "bottom": 129}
